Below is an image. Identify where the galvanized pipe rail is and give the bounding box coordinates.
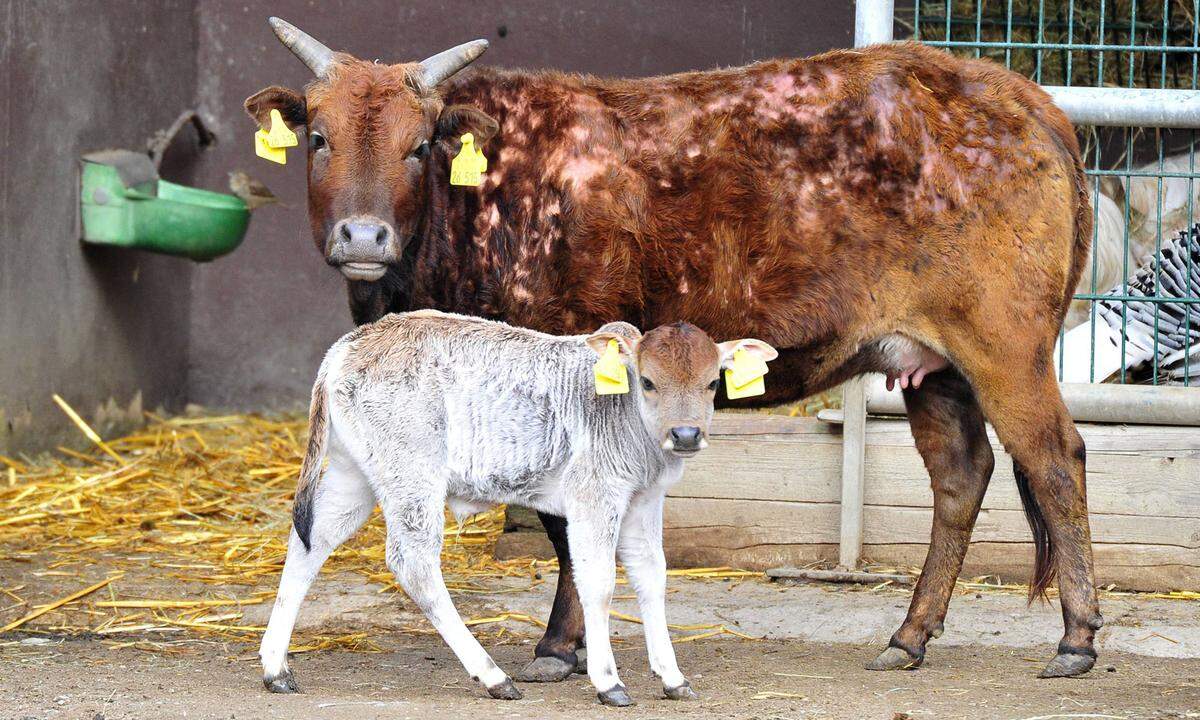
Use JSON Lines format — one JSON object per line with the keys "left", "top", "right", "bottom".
{"left": 831, "top": 0, "right": 1200, "bottom": 572}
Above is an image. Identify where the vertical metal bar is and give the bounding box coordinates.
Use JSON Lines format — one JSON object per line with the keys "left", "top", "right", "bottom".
{"left": 839, "top": 377, "right": 868, "bottom": 570}
{"left": 974, "top": 0, "right": 982, "bottom": 59}
{"left": 855, "top": 0, "right": 895, "bottom": 46}
{"left": 840, "top": 0, "right": 894, "bottom": 570}
{"left": 1005, "top": 0, "right": 1015, "bottom": 67}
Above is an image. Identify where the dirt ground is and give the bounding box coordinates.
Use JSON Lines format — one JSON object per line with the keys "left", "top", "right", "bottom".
{"left": 3, "top": 566, "right": 1199, "bottom": 720}
{"left": 5, "top": 634, "right": 1200, "bottom": 720}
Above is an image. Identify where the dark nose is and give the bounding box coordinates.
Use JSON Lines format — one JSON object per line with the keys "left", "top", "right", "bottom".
{"left": 338, "top": 221, "right": 390, "bottom": 249}
{"left": 669, "top": 426, "right": 702, "bottom": 450}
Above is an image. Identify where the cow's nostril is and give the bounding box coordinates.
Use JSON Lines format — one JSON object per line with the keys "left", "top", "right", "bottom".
{"left": 338, "top": 223, "right": 353, "bottom": 244}
{"left": 669, "top": 426, "right": 702, "bottom": 447}
{"left": 375, "top": 225, "right": 388, "bottom": 245}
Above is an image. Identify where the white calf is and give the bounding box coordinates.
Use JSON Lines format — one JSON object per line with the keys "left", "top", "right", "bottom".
{"left": 258, "top": 310, "right": 776, "bottom": 705}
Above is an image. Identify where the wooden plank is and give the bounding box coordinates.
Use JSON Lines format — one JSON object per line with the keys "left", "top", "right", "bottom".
{"left": 663, "top": 497, "right": 1200, "bottom": 549}
{"left": 662, "top": 540, "right": 1200, "bottom": 591}
{"left": 678, "top": 438, "right": 1200, "bottom": 518}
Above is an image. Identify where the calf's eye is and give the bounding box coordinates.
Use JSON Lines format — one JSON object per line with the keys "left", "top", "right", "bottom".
{"left": 309, "top": 132, "right": 327, "bottom": 151}
{"left": 641, "top": 377, "right": 656, "bottom": 392}
{"left": 410, "top": 140, "right": 430, "bottom": 160}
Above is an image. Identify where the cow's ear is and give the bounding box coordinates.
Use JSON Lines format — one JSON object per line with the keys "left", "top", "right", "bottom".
{"left": 585, "top": 331, "right": 638, "bottom": 361}
{"left": 717, "top": 338, "right": 779, "bottom": 368}
{"left": 244, "top": 86, "right": 307, "bottom": 129}
{"left": 436, "top": 105, "right": 498, "bottom": 146}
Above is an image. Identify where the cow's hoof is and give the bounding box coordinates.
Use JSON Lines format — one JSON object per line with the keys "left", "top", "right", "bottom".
{"left": 865, "top": 646, "right": 922, "bottom": 671}
{"left": 597, "top": 684, "right": 635, "bottom": 707}
{"left": 1038, "top": 652, "right": 1095, "bottom": 678}
{"left": 575, "top": 648, "right": 588, "bottom": 674}
{"left": 664, "top": 681, "right": 699, "bottom": 701}
{"left": 486, "top": 678, "right": 524, "bottom": 700}
{"left": 516, "top": 656, "right": 575, "bottom": 683}
{"left": 263, "top": 669, "right": 299, "bottom": 693}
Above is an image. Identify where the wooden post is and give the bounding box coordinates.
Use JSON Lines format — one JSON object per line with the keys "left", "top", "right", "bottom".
{"left": 838, "top": 376, "right": 868, "bottom": 570}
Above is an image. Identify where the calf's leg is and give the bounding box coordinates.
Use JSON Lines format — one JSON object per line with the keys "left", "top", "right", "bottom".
{"left": 617, "top": 490, "right": 696, "bottom": 700}
{"left": 565, "top": 499, "right": 631, "bottom": 706}
{"left": 260, "top": 457, "right": 374, "bottom": 692}
{"left": 867, "top": 368, "right": 995, "bottom": 671}
{"left": 516, "top": 512, "right": 586, "bottom": 682}
{"left": 381, "top": 492, "right": 522, "bottom": 699}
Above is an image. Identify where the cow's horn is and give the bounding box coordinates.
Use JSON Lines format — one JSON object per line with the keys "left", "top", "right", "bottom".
{"left": 418, "top": 39, "right": 489, "bottom": 88}
{"left": 268, "top": 17, "right": 335, "bottom": 77}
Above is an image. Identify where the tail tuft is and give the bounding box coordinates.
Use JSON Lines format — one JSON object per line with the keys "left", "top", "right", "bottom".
{"left": 293, "top": 362, "right": 331, "bottom": 552}
{"left": 1014, "top": 463, "right": 1056, "bottom": 602}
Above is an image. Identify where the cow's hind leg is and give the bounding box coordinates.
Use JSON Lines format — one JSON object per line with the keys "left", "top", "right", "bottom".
{"left": 516, "top": 512, "right": 586, "bottom": 682}
{"left": 381, "top": 490, "right": 522, "bottom": 700}
{"left": 867, "top": 368, "right": 995, "bottom": 671}
{"left": 962, "top": 347, "right": 1102, "bottom": 677}
{"left": 260, "top": 455, "right": 375, "bottom": 692}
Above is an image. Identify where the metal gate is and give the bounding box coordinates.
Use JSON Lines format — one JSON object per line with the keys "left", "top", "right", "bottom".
{"left": 837, "top": 0, "right": 1200, "bottom": 570}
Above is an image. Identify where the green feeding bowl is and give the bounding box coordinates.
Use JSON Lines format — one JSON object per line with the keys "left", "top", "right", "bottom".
{"left": 80, "top": 150, "right": 250, "bottom": 261}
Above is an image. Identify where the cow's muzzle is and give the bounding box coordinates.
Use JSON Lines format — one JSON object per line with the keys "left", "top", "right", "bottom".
{"left": 328, "top": 217, "right": 398, "bottom": 281}
{"left": 663, "top": 425, "right": 708, "bottom": 457}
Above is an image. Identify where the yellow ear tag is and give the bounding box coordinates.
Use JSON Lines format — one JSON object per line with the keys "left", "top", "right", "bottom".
{"left": 255, "top": 129, "right": 287, "bottom": 164}
{"left": 264, "top": 108, "right": 298, "bottom": 148}
{"left": 594, "top": 339, "right": 630, "bottom": 395}
{"left": 724, "top": 348, "right": 768, "bottom": 400}
{"left": 450, "top": 133, "right": 488, "bottom": 187}
{"left": 255, "top": 109, "right": 297, "bottom": 165}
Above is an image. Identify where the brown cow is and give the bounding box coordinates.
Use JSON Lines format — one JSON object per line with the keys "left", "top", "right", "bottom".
{"left": 247, "top": 18, "right": 1101, "bottom": 686}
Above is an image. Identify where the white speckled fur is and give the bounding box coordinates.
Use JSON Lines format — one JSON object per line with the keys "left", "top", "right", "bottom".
{"left": 260, "top": 310, "right": 692, "bottom": 699}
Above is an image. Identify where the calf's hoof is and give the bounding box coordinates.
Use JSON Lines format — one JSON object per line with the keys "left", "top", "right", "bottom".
{"left": 1038, "top": 652, "right": 1095, "bottom": 679}
{"left": 865, "top": 646, "right": 922, "bottom": 671}
{"left": 486, "top": 678, "right": 524, "bottom": 700}
{"left": 664, "top": 681, "right": 699, "bottom": 701}
{"left": 263, "top": 669, "right": 299, "bottom": 693}
{"left": 516, "top": 656, "right": 575, "bottom": 683}
{"left": 597, "top": 684, "right": 636, "bottom": 707}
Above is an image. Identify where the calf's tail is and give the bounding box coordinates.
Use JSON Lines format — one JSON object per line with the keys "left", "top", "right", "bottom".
{"left": 293, "top": 357, "right": 332, "bottom": 551}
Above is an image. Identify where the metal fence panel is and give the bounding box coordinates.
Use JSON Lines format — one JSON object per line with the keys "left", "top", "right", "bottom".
{"left": 900, "top": 0, "right": 1199, "bottom": 387}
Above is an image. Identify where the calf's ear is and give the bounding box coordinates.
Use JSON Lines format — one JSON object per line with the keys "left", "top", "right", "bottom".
{"left": 585, "top": 331, "right": 638, "bottom": 360}
{"left": 244, "top": 86, "right": 307, "bottom": 129}
{"left": 717, "top": 338, "right": 779, "bottom": 367}
{"left": 436, "top": 105, "right": 499, "bottom": 146}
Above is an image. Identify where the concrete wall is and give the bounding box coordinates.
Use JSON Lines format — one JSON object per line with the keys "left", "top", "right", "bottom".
{"left": 0, "top": 1, "right": 199, "bottom": 456}
{"left": 185, "top": 0, "right": 856, "bottom": 409}
{"left": 0, "top": 1, "right": 854, "bottom": 453}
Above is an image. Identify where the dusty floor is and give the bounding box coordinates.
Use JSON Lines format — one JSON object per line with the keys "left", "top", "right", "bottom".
{"left": 3, "top": 568, "right": 1199, "bottom": 720}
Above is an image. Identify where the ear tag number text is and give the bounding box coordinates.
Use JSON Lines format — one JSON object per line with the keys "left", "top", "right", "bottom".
{"left": 254, "top": 110, "right": 296, "bottom": 165}
{"left": 450, "top": 132, "right": 488, "bottom": 187}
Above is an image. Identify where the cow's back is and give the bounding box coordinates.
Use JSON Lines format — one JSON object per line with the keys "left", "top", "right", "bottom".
{"left": 426, "top": 43, "right": 1085, "bottom": 398}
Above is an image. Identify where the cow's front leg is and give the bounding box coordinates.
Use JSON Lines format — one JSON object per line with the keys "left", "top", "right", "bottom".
{"left": 618, "top": 489, "right": 696, "bottom": 700}
{"left": 565, "top": 498, "right": 631, "bottom": 706}
{"left": 516, "top": 511, "right": 586, "bottom": 682}
{"left": 381, "top": 492, "right": 522, "bottom": 700}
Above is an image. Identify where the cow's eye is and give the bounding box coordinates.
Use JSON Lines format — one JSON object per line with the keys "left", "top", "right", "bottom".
{"left": 641, "top": 377, "right": 656, "bottom": 392}
{"left": 707, "top": 379, "right": 720, "bottom": 392}
{"left": 410, "top": 140, "right": 430, "bottom": 160}
{"left": 309, "top": 132, "right": 327, "bottom": 151}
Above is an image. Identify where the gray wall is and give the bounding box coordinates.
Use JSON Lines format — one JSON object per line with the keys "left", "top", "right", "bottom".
{"left": 0, "top": 1, "right": 853, "bottom": 453}
{"left": 1, "top": 1, "right": 198, "bottom": 456}
{"left": 186, "top": 0, "right": 855, "bottom": 409}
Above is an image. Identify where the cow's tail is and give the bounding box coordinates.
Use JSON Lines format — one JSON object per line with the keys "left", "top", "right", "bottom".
{"left": 293, "top": 349, "right": 336, "bottom": 551}
{"left": 1015, "top": 463, "right": 1056, "bottom": 601}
